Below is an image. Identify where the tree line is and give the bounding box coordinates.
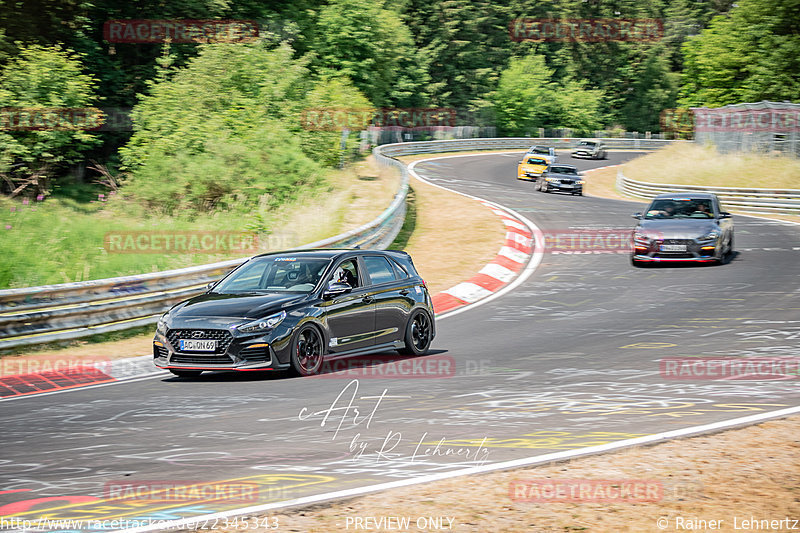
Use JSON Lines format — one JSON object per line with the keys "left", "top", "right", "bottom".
{"left": 0, "top": 0, "right": 797, "bottom": 207}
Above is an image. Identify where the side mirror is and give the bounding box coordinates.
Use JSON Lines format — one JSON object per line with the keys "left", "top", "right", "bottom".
{"left": 323, "top": 281, "right": 352, "bottom": 299}
{"left": 719, "top": 212, "right": 732, "bottom": 218}
{"left": 632, "top": 212, "right": 642, "bottom": 220}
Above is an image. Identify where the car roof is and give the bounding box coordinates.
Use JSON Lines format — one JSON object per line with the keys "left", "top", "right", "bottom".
{"left": 653, "top": 192, "right": 717, "bottom": 200}
{"left": 550, "top": 163, "right": 577, "bottom": 169}
{"left": 251, "top": 249, "right": 402, "bottom": 260}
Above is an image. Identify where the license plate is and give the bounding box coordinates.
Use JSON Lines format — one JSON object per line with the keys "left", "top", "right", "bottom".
{"left": 560, "top": 183, "right": 574, "bottom": 188}
{"left": 660, "top": 244, "right": 687, "bottom": 252}
{"left": 179, "top": 339, "right": 217, "bottom": 352}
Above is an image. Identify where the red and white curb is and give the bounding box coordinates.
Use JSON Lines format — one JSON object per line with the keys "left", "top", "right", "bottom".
{"left": 432, "top": 201, "right": 535, "bottom": 314}
{"left": 406, "top": 155, "right": 545, "bottom": 319}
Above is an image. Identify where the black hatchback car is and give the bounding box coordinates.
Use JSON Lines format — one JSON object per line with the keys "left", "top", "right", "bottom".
{"left": 153, "top": 250, "right": 435, "bottom": 377}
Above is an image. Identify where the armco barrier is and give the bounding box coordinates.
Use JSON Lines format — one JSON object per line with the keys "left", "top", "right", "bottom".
{"left": 0, "top": 136, "right": 731, "bottom": 349}
{"left": 616, "top": 169, "right": 800, "bottom": 214}
{"left": 0, "top": 148, "right": 409, "bottom": 349}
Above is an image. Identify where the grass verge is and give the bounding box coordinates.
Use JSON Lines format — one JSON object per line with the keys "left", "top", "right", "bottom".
{"left": 0, "top": 156, "right": 399, "bottom": 289}
{"left": 624, "top": 142, "right": 800, "bottom": 188}
{"left": 584, "top": 147, "right": 800, "bottom": 224}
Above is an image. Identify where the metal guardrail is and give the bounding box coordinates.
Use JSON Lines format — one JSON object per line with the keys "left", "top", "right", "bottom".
{"left": 616, "top": 169, "right": 800, "bottom": 214}
{"left": 0, "top": 148, "right": 409, "bottom": 349}
{"left": 376, "top": 137, "right": 677, "bottom": 157}
{"left": 7, "top": 135, "right": 792, "bottom": 349}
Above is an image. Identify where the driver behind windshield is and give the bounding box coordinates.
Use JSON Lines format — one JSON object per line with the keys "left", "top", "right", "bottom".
{"left": 647, "top": 200, "right": 677, "bottom": 218}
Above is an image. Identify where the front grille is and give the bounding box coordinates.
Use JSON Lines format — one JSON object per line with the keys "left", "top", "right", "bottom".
{"left": 655, "top": 253, "right": 694, "bottom": 258}
{"left": 170, "top": 354, "right": 233, "bottom": 365}
{"left": 166, "top": 329, "right": 233, "bottom": 354}
{"left": 239, "top": 345, "right": 271, "bottom": 362}
{"left": 661, "top": 239, "right": 692, "bottom": 245}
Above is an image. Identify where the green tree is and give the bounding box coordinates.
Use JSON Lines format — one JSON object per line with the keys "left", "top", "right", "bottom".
{"left": 492, "top": 54, "right": 558, "bottom": 135}
{"left": 119, "top": 43, "right": 368, "bottom": 215}
{"left": 556, "top": 80, "right": 604, "bottom": 134}
{"left": 405, "top": 0, "right": 510, "bottom": 111}
{"left": 313, "top": 0, "right": 426, "bottom": 107}
{"left": 620, "top": 45, "right": 680, "bottom": 132}
{"left": 0, "top": 44, "right": 100, "bottom": 197}
{"left": 681, "top": 0, "right": 800, "bottom": 107}
{"left": 492, "top": 53, "right": 604, "bottom": 135}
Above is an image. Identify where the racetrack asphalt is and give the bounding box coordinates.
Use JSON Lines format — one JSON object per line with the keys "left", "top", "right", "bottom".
{"left": 1, "top": 151, "right": 799, "bottom": 530}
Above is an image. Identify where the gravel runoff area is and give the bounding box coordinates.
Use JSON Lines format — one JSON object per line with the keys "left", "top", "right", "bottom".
{"left": 217, "top": 415, "right": 800, "bottom": 532}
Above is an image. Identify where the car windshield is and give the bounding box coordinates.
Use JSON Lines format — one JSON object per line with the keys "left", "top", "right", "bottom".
{"left": 530, "top": 147, "right": 550, "bottom": 154}
{"left": 212, "top": 256, "right": 331, "bottom": 293}
{"left": 526, "top": 157, "right": 547, "bottom": 165}
{"left": 550, "top": 166, "right": 578, "bottom": 175}
{"left": 578, "top": 141, "right": 596, "bottom": 147}
{"left": 644, "top": 199, "right": 714, "bottom": 219}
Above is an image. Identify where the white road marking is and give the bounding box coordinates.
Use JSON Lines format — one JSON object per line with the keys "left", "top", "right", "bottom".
{"left": 115, "top": 404, "right": 800, "bottom": 533}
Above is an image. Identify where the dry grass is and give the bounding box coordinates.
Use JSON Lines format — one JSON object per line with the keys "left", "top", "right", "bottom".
{"left": 247, "top": 415, "right": 800, "bottom": 533}
{"left": 583, "top": 152, "right": 800, "bottom": 223}
{"left": 623, "top": 142, "right": 800, "bottom": 189}
{"left": 265, "top": 156, "right": 401, "bottom": 249}
{"left": 401, "top": 178, "right": 505, "bottom": 295}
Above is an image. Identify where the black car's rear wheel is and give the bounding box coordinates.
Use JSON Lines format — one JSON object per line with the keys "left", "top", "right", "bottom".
{"left": 399, "top": 310, "right": 433, "bottom": 356}
{"left": 169, "top": 369, "right": 203, "bottom": 378}
{"left": 291, "top": 324, "right": 324, "bottom": 376}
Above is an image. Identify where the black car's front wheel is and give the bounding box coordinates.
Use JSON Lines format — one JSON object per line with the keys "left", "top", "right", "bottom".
{"left": 399, "top": 310, "right": 433, "bottom": 356}
{"left": 291, "top": 324, "right": 325, "bottom": 376}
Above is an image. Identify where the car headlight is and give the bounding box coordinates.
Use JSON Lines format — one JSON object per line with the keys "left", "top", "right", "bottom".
{"left": 238, "top": 310, "right": 287, "bottom": 334}
{"left": 697, "top": 230, "right": 720, "bottom": 241}
{"left": 577, "top": 180, "right": 585, "bottom": 185}
{"left": 634, "top": 231, "right": 650, "bottom": 243}
{"left": 156, "top": 312, "right": 169, "bottom": 335}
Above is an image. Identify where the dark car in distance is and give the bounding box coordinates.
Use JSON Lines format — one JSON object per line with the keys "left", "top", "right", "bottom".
{"left": 537, "top": 164, "right": 585, "bottom": 195}
{"left": 153, "top": 250, "right": 435, "bottom": 377}
{"left": 631, "top": 193, "right": 734, "bottom": 265}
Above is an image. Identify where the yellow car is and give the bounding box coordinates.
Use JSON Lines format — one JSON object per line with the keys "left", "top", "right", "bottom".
{"left": 517, "top": 156, "right": 549, "bottom": 181}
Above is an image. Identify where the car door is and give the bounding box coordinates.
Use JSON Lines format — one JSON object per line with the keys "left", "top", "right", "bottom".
{"left": 361, "top": 254, "right": 415, "bottom": 346}
{"left": 321, "top": 257, "right": 376, "bottom": 354}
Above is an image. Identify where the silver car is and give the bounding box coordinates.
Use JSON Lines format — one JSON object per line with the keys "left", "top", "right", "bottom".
{"left": 631, "top": 193, "right": 734, "bottom": 265}
{"left": 571, "top": 139, "right": 606, "bottom": 159}
{"left": 526, "top": 145, "right": 557, "bottom": 164}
